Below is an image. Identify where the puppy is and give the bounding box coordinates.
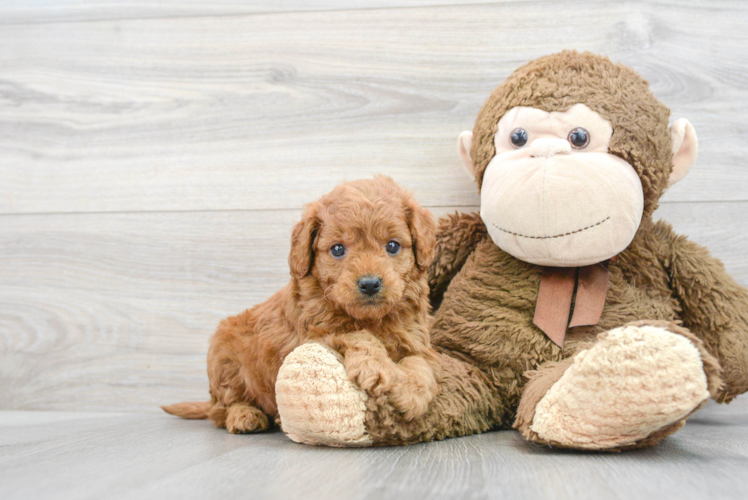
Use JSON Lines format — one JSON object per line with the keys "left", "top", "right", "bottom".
{"left": 163, "top": 176, "right": 440, "bottom": 433}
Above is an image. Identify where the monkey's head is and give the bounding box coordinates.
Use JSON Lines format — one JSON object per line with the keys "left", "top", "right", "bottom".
{"left": 459, "top": 51, "right": 698, "bottom": 267}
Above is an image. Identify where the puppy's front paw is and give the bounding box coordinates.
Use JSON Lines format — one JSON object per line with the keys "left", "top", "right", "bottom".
{"left": 388, "top": 357, "right": 439, "bottom": 421}
{"left": 388, "top": 386, "right": 431, "bottom": 421}
{"left": 345, "top": 353, "right": 397, "bottom": 396}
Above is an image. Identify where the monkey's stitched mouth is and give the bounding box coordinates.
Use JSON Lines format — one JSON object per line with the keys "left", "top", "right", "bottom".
{"left": 492, "top": 216, "right": 610, "bottom": 240}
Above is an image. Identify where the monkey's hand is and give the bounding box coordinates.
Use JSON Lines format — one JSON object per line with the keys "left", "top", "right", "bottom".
{"left": 659, "top": 221, "right": 748, "bottom": 402}
{"left": 428, "top": 211, "right": 487, "bottom": 310}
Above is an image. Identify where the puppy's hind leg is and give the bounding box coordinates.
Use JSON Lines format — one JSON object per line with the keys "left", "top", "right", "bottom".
{"left": 207, "top": 338, "right": 269, "bottom": 434}
{"left": 224, "top": 403, "right": 269, "bottom": 434}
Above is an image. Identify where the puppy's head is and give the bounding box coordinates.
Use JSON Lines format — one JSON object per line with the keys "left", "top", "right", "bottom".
{"left": 289, "top": 176, "right": 436, "bottom": 321}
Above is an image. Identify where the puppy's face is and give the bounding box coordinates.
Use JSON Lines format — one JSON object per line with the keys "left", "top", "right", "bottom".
{"left": 314, "top": 204, "right": 414, "bottom": 321}
{"left": 289, "top": 178, "right": 435, "bottom": 321}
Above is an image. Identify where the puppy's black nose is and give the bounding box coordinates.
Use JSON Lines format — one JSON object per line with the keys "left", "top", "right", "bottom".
{"left": 358, "top": 276, "right": 382, "bottom": 296}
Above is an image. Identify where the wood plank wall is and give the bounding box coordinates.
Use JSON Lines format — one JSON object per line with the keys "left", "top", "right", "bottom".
{"left": 2, "top": 0, "right": 747, "bottom": 412}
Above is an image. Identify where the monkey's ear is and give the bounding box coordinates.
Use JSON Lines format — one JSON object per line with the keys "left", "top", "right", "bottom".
{"left": 288, "top": 202, "right": 321, "bottom": 280}
{"left": 668, "top": 118, "right": 698, "bottom": 186}
{"left": 457, "top": 131, "right": 476, "bottom": 181}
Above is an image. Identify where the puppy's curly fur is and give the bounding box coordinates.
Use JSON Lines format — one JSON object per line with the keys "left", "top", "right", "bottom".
{"left": 163, "top": 177, "right": 440, "bottom": 433}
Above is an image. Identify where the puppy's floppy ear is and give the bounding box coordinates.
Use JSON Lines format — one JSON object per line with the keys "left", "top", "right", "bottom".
{"left": 289, "top": 202, "right": 321, "bottom": 280}
{"left": 404, "top": 196, "right": 436, "bottom": 271}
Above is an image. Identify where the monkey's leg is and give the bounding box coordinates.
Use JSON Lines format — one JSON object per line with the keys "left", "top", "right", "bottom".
{"left": 514, "top": 321, "right": 722, "bottom": 450}
{"left": 275, "top": 343, "right": 505, "bottom": 447}
{"left": 275, "top": 343, "right": 372, "bottom": 447}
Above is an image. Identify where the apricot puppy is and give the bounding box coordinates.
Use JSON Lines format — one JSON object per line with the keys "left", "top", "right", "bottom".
{"left": 163, "top": 177, "right": 440, "bottom": 433}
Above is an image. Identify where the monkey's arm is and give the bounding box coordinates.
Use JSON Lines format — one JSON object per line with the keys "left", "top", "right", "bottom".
{"left": 428, "top": 212, "right": 488, "bottom": 310}
{"left": 655, "top": 220, "right": 748, "bottom": 402}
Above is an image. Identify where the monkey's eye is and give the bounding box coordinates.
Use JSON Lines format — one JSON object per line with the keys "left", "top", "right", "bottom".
{"left": 330, "top": 244, "right": 346, "bottom": 259}
{"left": 568, "top": 127, "right": 590, "bottom": 149}
{"left": 510, "top": 128, "right": 529, "bottom": 148}
{"left": 385, "top": 240, "right": 401, "bottom": 256}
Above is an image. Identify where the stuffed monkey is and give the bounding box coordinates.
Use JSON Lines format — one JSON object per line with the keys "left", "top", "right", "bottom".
{"left": 274, "top": 51, "right": 748, "bottom": 450}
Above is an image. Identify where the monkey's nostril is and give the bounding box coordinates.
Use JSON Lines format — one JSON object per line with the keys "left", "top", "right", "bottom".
{"left": 357, "top": 276, "right": 382, "bottom": 296}
{"left": 529, "top": 138, "right": 572, "bottom": 158}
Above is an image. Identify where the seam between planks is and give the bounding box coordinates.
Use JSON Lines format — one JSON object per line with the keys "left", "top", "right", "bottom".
{"left": 0, "top": 200, "right": 745, "bottom": 219}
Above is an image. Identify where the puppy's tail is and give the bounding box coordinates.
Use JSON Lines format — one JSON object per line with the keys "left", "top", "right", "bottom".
{"left": 161, "top": 401, "right": 210, "bottom": 419}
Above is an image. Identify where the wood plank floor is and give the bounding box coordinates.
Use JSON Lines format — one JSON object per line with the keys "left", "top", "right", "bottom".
{"left": 2, "top": 399, "right": 747, "bottom": 500}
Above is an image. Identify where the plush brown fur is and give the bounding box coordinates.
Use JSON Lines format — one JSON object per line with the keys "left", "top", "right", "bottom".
{"left": 163, "top": 177, "right": 440, "bottom": 432}
{"left": 345, "top": 51, "right": 748, "bottom": 447}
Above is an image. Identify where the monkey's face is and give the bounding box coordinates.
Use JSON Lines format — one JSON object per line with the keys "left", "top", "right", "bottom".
{"left": 479, "top": 104, "right": 644, "bottom": 267}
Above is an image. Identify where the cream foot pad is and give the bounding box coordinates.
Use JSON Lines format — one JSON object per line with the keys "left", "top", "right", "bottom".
{"left": 276, "top": 343, "right": 372, "bottom": 447}
{"left": 531, "top": 324, "right": 710, "bottom": 449}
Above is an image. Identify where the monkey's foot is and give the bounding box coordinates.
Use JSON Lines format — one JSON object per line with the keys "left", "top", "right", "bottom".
{"left": 517, "top": 323, "right": 720, "bottom": 450}
{"left": 276, "top": 342, "right": 372, "bottom": 447}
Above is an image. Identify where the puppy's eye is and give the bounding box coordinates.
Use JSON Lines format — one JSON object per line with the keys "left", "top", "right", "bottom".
{"left": 510, "top": 128, "right": 528, "bottom": 148}
{"left": 568, "top": 127, "right": 590, "bottom": 149}
{"left": 385, "top": 240, "right": 401, "bottom": 256}
{"left": 330, "top": 244, "right": 346, "bottom": 259}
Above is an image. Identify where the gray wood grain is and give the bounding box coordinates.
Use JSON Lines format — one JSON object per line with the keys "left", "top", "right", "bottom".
{"left": 0, "top": 0, "right": 507, "bottom": 25}
{"left": 1, "top": 400, "right": 747, "bottom": 500}
{"left": 1, "top": 0, "right": 748, "bottom": 215}
{"left": 0, "top": 206, "right": 470, "bottom": 411}
{"left": 1, "top": 203, "right": 746, "bottom": 412}
{"left": 1, "top": 0, "right": 748, "bottom": 415}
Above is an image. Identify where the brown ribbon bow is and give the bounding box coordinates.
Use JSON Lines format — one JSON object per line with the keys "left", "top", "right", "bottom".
{"left": 532, "top": 261, "right": 611, "bottom": 347}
